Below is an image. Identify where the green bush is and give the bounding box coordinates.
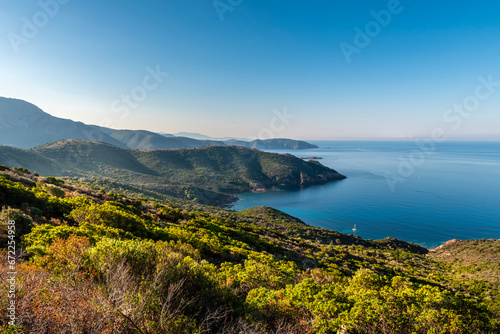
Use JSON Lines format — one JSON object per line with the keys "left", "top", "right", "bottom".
{"left": 13, "top": 167, "right": 31, "bottom": 175}
{"left": 68, "top": 202, "right": 148, "bottom": 237}
{"left": 0, "top": 206, "right": 34, "bottom": 244}
{"left": 46, "top": 176, "right": 64, "bottom": 185}
{"left": 39, "top": 183, "right": 66, "bottom": 198}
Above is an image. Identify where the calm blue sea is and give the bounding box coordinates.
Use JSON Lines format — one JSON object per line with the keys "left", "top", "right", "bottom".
{"left": 232, "top": 141, "right": 500, "bottom": 249}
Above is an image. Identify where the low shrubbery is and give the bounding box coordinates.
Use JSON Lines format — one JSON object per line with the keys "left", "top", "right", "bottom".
{"left": 0, "top": 171, "right": 499, "bottom": 333}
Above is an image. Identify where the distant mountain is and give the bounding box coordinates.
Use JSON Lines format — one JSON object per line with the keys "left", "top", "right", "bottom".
{"left": 0, "top": 97, "right": 318, "bottom": 150}
{"left": 157, "top": 132, "right": 176, "bottom": 137}
{"left": 173, "top": 132, "right": 250, "bottom": 141}
{"left": 0, "top": 139, "right": 345, "bottom": 205}
{"left": 227, "top": 138, "right": 318, "bottom": 150}
{"left": 175, "top": 132, "right": 318, "bottom": 149}
{"left": 93, "top": 127, "right": 224, "bottom": 150}
{"left": 0, "top": 97, "right": 125, "bottom": 149}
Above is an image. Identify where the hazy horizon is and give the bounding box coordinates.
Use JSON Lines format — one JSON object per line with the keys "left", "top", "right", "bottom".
{"left": 2, "top": 1, "right": 500, "bottom": 140}
{"left": 3, "top": 95, "right": 500, "bottom": 142}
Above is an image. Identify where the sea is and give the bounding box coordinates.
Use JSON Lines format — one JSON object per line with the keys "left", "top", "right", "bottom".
{"left": 231, "top": 141, "right": 500, "bottom": 249}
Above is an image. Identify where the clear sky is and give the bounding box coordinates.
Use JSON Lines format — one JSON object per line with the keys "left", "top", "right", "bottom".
{"left": 1, "top": 0, "right": 500, "bottom": 140}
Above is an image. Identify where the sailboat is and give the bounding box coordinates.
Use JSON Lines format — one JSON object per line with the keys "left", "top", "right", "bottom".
{"left": 352, "top": 224, "right": 357, "bottom": 233}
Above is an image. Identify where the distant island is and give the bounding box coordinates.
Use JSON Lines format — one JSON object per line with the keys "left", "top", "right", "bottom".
{"left": 0, "top": 97, "right": 318, "bottom": 151}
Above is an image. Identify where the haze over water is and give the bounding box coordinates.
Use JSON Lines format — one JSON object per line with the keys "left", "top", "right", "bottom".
{"left": 233, "top": 141, "right": 500, "bottom": 249}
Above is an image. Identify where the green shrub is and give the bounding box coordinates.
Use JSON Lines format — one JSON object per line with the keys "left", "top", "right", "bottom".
{"left": 0, "top": 206, "right": 34, "bottom": 244}
{"left": 43, "top": 183, "right": 66, "bottom": 198}
{"left": 68, "top": 202, "right": 148, "bottom": 237}
{"left": 46, "top": 176, "right": 64, "bottom": 186}
{"left": 25, "top": 223, "right": 135, "bottom": 258}
{"left": 13, "top": 167, "right": 31, "bottom": 175}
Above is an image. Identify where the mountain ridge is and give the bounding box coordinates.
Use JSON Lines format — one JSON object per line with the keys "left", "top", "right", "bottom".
{"left": 0, "top": 97, "right": 126, "bottom": 149}
{"left": 0, "top": 97, "right": 317, "bottom": 150}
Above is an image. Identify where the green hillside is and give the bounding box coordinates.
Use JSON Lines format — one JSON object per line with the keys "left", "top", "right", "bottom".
{"left": 239, "top": 206, "right": 306, "bottom": 226}
{"left": 0, "top": 169, "right": 498, "bottom": 333}
{"left": 95, "top": 127, "right": 225, "bottom": 150}
{"left": 0, "top": 140, "right": 345, "bottom": 206}
{"left": 0, "top": 145, "right": 59, "bottom": 176}
{"left": 429, "top": 239, "right": 500, "bottom": 316}
{"left": 32, "top": 140, "right": 157, "bottom": 175}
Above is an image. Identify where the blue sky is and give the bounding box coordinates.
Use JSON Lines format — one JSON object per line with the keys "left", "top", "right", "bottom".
{"left": 1, "top": 0, "right": 500, "bottom": 140}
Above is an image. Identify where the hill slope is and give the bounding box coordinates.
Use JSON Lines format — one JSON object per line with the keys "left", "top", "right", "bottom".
{"left": 0, "top": 140, "right": 345, "bottom": 205}
{"left": 0, "top": 97, "right": 317, "bottom": 150}
{"left": 0, "top": 97, "right": 126, "bottom": 149}
{"left": 429, "top": 239, "right": 500, "bottom": 315}
{"left": 94, "top": 127, "right": 226, "bottom": 149}
{"left": 0, "top": 172, "right": 497, "bottom": 333}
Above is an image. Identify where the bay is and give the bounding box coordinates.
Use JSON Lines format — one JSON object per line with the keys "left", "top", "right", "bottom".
{"left": 232, "top": 141, "right": 500, "bottom": 249}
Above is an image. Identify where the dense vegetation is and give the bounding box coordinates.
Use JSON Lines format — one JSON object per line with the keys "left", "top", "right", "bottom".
{"left": 0, "top": 140, "right": 345, "bottom": 206}
{"left": 0, "top": 168, "right": 499, "bottom": 333}
{"left": 429, "top": 239, "right": 500, "bottom": 318}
